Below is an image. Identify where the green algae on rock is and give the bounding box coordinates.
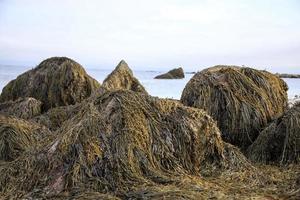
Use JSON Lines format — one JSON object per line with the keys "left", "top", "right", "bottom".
{"left": 181, "top": 65, "right": 288, "bottom": 150}
{"left": 0, "top": 57, "right": 100, "bottom": 112}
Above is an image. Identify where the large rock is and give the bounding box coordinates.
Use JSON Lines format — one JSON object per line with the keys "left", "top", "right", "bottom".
{"left": 154, "top": 67, "right": 185, "bottom": 79}
{"left": 102, "top": 60, "right": 147, "bottom": 94}
{"left": 0, "top": 90, "right": 252, "bottom": 198}
{"left": 0, "top": 97, "right": 42, "bottom": 119}
{"left": 247, "top": 103, "right": 300, "bottom": 164}
{"left": 0, "top": 57, "right": 100, "bottom": 111}
{"left": 181, "top": 65, "right": 288, "bottom": 150}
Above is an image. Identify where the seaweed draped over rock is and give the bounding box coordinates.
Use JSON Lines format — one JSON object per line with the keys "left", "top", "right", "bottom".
{"left": 181, "top": 65, "right": 288, "bottom": 150}
{"left": 0, "top": 115, "right": 51, "bottom": 161}
{"left": 33, "top": 104, "right": 80, "bottom": 131}
{"left": 247, "top": 103, "right": 300, "bottom": 164}
{"left": 0, "top": 57, "right": 100, "bottom": 111}
{"left": 32, "top": 60, "right": 147, "bottom": 131}
{"left": 0, "top": 90, "right": 252, "bottom": 199}
{"left": 102, "top": 60, "right": 147, "bottom": 94}
{"left": 0, "top": 97, "right": 42, "bottom": 119}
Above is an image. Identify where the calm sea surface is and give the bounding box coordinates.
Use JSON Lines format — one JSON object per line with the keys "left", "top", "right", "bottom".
{"left": 0, "top": 65, "right": 299, "bottom": 100}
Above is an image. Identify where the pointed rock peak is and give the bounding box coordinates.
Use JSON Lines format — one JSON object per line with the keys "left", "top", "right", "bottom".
{"left": 101, "top": 60, "right": 147, "bottom": 94}
{"left": 116, "top": 60, "right": 129, "bottom": 70}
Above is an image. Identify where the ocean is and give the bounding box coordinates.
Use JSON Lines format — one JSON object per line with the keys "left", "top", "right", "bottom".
{"left": 0, "top": 65, "right": 299, "bottom": 100}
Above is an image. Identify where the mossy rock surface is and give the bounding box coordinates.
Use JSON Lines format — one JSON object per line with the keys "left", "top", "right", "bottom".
{"left": 181, "top": 65, "right": 288, "bottom": 150}
{"left": 247, "top": 103, "right": 300, "bottom": 164}
{"left": 154, "top": 67, "right": 185, "bottom": 79}
{"left": 0, "top": 57, "right": 100, "bottom": 111}
{"left": 0, "top": 97, "right": 42, "bottom": 119}
{"left": 0, "top": 90, "right": 252, "bottom": 199}
{"left": 102, "top": 60, "right": 147, "bottom": 94}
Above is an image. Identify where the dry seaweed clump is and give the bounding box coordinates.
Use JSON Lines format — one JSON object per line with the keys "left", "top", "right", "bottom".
{"left": 102, "top": 60, "right": 147, "bottom": 94}
{"left": 0, "top": 90, "right": 252, "bottom": 199}
{"left": 247, "top": 103, "right": 300, "bottom": 164}
{"left": 0, "top": 115, "right": 51, "bottom": 161}
{"left": 181, "top": 65, "right": 288, "bottom": 150}
{"left": 0, "top": 57, "right": 100, "bottom": 111}
{"left": 0, "top": 97, "right": 42, "bottom": 119}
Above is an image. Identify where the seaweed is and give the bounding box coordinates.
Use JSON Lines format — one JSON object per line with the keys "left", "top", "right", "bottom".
{"left": 0, "top": 90, "right": 252, "bottom": 199}
{"left": 0, "top": 57, "right": 100, "bottom": 111}
{"left": 102, "top": 60, "right": 147, "bottom": 94}
{"left": 181, "top": 65, "right": 288, "bottom": 150}
{"left": 0, "top": 97, "right": 42, "bottom": 119}
{"left": 247, "top": 103, "right": 300, "bottom": 164}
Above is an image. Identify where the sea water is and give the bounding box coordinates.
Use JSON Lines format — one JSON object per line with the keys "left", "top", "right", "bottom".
{"left": 0, "top": 65, "right": 299, "bottom": 100}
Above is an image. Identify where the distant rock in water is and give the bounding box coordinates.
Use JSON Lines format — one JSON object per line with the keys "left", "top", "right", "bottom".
{"left": 247, "top": 103, "right": 300, "bottom": 164}
{"left": 102, "top": 60, "right": 147, "bottom": 94}
{"left": 289, "top": 95, "right": 300, "bottom": 107}
{"left": 276, "top": 73, "right": 300, "bottom": 78}
{"left": 181, "top": 65, "right": 288, "bottom": 150}
{"left": 0, "top": 97, "right": 42, "bottom": 119}
{"left": 0, "top": 57, "right": 100, "bottom": 111}
{"left": 154, "top": 67, "right": 185, "bottom": 79}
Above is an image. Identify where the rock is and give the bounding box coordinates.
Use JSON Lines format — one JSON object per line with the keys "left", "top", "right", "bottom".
{"left": 276, "top": 73, "right": 300, "bottom": 78}
{"left": 288, "top": 95, "right": 300, "bottom": 107}
{"left": 102, "top": 60, "right": 147, "bottom": 94}
{"left": 181, "top": 65, "right": 288, "bottom": 150}
{"left": 0, "top": 97, "right": 42, "bottom": 119}
{"left": 0, "top": 57, "right": 100, "bottom": 112}
{"left": 0, "top": 90, "right": 253, "bottom": 198}
{"left": 247, "top": 103, "right": 300, "bottom": 164}
{"left": 154, "top": 67, "right": 185, "bottom": 79}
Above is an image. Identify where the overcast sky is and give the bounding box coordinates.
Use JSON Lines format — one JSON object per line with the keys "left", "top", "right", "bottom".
{"left": 0, "top": 0, "right": 299, "bottom": 72}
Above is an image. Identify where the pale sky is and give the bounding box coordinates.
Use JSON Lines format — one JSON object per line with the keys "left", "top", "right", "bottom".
{"left": 0, "top": 0, "right": 300, "bottom": 72}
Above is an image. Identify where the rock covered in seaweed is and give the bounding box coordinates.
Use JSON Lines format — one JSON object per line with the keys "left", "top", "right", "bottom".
{"left": 102, "top": 60, "right": 147, "bottom": 94}
{"left": 0, "top": 90, "right": 252, "bottom": 199}
{"left": 0, "top": 115, "right": 51, "bottom": 161}
{"left": 0, "top": 57, "right": 100, "bottom": 111}
{"left": 154, "top": 67, "right": 185, "bottom": 79}
{"left": 33, "top": 104, "right": 80, "bottom": 131}
{"left": 0, "top": 97, "right": 42, "bottom": 119}
{"left": 181, "top": 65, "right": 288, "bottom": 150}
{"left": 247, "top": 103, "right": 300, "bottom": 164}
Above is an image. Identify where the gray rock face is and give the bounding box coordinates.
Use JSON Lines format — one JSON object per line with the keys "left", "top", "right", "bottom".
{"left": 154, "top": 67, "right": 185, "bottom": 79}
{"left": 0, "top": 57, "right": 100, "bottom": 111}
